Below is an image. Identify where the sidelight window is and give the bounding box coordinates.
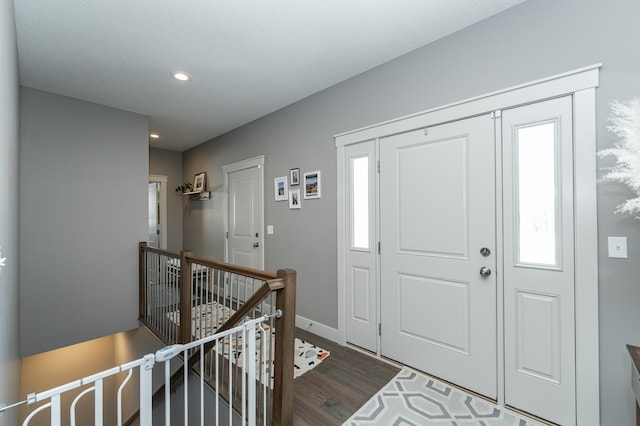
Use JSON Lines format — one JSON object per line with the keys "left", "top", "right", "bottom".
{"left": 515, "top": 121, "right": 559, "bottom": 267}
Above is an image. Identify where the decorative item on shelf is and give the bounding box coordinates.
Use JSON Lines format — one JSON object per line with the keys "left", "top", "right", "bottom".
{"left": 193, "top": 171, "right": 207, "bottom": 192}
{"left": 598, "top": 98, "right": 640, "bottom": 218}
{"left": 175, "top": 182, "right": 193, "bottom": 193}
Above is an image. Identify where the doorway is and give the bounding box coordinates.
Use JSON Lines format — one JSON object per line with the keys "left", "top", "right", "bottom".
{"left": 222, "top": 156, "right": 265, "bottom": 270}
{"left": 379, "top": 113, "right": 497, "bottom": 398}
{"left": 336, "top": 65, "right": 600, "bottom": 425}
{"left": 148, "top": 174, "right": 167, "bottom": 249}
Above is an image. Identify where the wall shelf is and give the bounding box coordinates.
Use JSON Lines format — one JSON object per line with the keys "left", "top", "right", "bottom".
{"left": 182, "top": 191, "right": 211, "bottom": 201}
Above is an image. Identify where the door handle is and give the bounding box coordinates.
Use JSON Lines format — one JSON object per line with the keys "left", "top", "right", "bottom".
{"left": 479, "top": 267, "right": 491, "bottom": 278}
{"left": 253, "top": 242, "right": 260, "bottom": 248}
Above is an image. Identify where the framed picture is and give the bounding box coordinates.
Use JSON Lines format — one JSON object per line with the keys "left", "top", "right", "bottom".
{"left": 303, "top": 170, "right": 321, "bottom": 199}
{"left": 290, "top": 168, "right": 300, "bottom": 186}
{"left": 289, "top": 188, "right": 301, "bottom": 209}
{"left": 193, "top": 172, "right": 207, "bottom": 192}
{"left": 274, "top": 176, "right": 288, "bottom": 201}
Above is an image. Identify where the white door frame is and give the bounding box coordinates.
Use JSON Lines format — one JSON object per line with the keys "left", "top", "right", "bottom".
{"left": 335, "top": 64, "right": 600, "bottom": 425}
{"left": 222, "top": 155, "right": 265, "bottom": 269}
{"left": 149, "top": 174, "right": 168, "bottom": 249}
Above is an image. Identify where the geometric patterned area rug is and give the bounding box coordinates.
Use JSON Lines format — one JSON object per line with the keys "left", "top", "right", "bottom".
{"left": 344, "top": 368, "right": 544, "bottom": 425}
{"left": 167, "top": 302, "right": 330, "bottom": 382}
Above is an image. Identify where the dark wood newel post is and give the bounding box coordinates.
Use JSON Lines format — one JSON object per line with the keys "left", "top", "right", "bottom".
{"left": 273, "top": 268, "right": 296, "bottom": 426}
{"left": 138, "top": 242, "right": 147, "bottom": 321}
{"left": 179, "top": 250, "right": 193, "bottom": 344}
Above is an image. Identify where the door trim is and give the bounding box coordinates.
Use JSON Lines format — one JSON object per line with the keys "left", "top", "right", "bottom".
{"left": 335, "top": 65, "right": 600, "bottom": 424}
{"left": 149, "top": 174, "right": 167, "bottom": 249}
{"left": 222, "top": 155, "right": 265, "bottom": 269}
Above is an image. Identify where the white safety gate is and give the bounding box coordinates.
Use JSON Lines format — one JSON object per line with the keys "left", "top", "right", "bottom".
{"left": 1, "top": 313, "right": 280, "bottom": 426}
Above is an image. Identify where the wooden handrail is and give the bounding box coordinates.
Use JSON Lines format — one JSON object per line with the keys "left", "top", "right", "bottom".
{"left": 136, "top": 243, "right": 296, "bottom": 425}
{"left": 140, "top": 244, "right": 181, "bottom": 258}
{"left": 185, "top": 253, "right": 279, "bottom": 282}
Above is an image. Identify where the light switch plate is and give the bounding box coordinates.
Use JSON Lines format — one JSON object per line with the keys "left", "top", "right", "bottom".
{"left": 608, "top": 236, "right": 628, "bottom": 258}
{"left": 267, "top": 225, "right": 274, "bottom": 235}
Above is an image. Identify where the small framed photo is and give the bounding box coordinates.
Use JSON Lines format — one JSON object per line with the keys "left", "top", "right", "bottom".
{"left": 303, "top": 170, "right": 321, "bottom": 199}
{"left": 290, "top": 168, "right": 300, "bottom": 186}
{"left": 289, "top": 188, "right": 301, "bottom": 209}
{"left": 193, "top": 172, "right": 207, "bottom": 192}
{"left": 274, "top": 176, "right": 288, "bottom": 201}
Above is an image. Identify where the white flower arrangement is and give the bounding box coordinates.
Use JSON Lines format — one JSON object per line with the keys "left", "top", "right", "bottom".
{"left": 598, "top": 98, "right": 640, "bottom": 218}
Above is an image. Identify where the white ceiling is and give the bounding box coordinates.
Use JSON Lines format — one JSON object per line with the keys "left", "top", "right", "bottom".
{"left": 13, "top": 0, "right": 524, "bottom": 152}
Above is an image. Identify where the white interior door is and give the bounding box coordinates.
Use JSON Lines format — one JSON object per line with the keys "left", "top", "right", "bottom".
{"left": 502, "top": 96, "right": 575, "bottom": 425}
{"left": 345, "top": 140, "right": 378, "bottom": 352}
{"left": 225, "top": 157, "right": 264, "bottom": 270}
{"left": 380, "top": 114, "right": 497, "bottom": 398}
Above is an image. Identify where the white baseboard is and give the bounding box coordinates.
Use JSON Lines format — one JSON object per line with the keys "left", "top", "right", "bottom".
{"left": 295, "top": 314, "right": 339, "bottom": 343}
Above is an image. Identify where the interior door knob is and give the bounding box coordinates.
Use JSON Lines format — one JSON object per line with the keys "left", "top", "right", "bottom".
{"left": 253, "top": 242, "right": 260, "bottom": 248}
{"left": 479, "top": 267, "right": 491, "bottom": 278}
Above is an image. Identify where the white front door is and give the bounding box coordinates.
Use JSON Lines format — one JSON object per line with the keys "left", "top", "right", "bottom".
{"left": 502, "top": 96, "right": 576, "bottom": 425}
{"left": 379, "top": 114, "right": 497, "bottom": 398}
{"left": 224, "top": 157, "right": 264, "bottom": 270}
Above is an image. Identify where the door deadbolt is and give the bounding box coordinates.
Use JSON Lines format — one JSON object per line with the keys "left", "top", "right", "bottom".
{"left": 480, "top": 247, "right": 490, "bottom": 257}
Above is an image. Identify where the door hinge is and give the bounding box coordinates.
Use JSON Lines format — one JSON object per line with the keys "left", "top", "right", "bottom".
{"left": 226, "top": 232, "right": 229, "bottom": 239}
{"left": 378, "top": 242, "right": 381, "bottom": 254}
{"left": 378, "top": 323, "right": 382, "bottom": 336}
{"left": 377, "top": 160, "right": 380, "bottom": 173}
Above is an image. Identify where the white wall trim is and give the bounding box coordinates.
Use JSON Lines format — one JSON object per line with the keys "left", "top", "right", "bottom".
{"left": 573, "top": 87, "right": 600, "bottom": 425}
{"left": 335, "top": 63, "right": 601, "bottom": 146}
{"left": 335, "top": 64, "right": 600, "bottom": 425}
{"left": 295, "top": 314, "right": 339, "bottom": 343}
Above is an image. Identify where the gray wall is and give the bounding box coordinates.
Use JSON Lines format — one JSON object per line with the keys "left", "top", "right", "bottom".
{"left": 19, "top": 87, "right": 148, "bottom": 356}
{"left": 181, "top": 0, "right": 640, "bottom": 424}
{"left": 149, "top": 148, "right": 184, "bottom": 251}
{"left": 0, "top": 0, "right": 20, "bottom": 423}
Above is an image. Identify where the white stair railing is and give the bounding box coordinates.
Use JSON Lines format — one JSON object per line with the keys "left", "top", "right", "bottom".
{"left": 1, "top": 312, "right": 279, "bottom": 426}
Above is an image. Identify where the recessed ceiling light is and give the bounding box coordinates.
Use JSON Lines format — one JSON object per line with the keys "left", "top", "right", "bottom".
{"left": 173, "top": 71, "right": 190, "bottom": 82}
{"left": 149, "top": 133, "right": 160, "bottom": 139}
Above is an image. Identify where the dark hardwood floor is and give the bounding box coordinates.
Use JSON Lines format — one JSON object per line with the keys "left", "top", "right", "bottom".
{"left": 293, "top": 328, "right": 400, "bottom": 425}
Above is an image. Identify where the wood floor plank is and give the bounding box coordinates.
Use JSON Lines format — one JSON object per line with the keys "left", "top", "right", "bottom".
{"left": 293, "top": 328, "right": 399, "bottom": 425}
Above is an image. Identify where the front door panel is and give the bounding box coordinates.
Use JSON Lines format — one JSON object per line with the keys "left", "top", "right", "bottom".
{"left": 380, "top": 114, "right": 497, "bottom": 398}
